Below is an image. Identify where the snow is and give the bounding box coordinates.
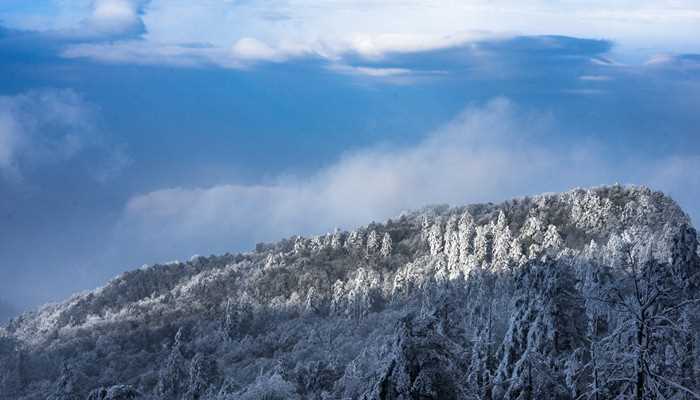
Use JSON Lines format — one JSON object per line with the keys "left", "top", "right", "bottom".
{"left": 1, "top": 185, "right": 698, "bottom": 399}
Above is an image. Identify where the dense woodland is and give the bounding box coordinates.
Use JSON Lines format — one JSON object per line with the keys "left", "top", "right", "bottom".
{"left": 1, "top": 185, "right": 699, "bottom": 399}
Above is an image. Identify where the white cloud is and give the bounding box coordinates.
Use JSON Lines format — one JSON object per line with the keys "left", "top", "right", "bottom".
{"left": 644, "top": 53, "right": 700, "bottom": 71}
{"left": 326, "top": 64, "right": 447, "bottom": 84}
{"left": 63, "top": 30, "right": 494, "bottom": 69}
{"left": 229, "top": 37, "right": 315, "bottom": 63}
{"left": 4, "top": 0, "right": 700, "bottom": 69}
{"left": 35, "top": 0, "right": 150, "bottom": 40}
{"left": 113, "top": 99, "right": 598, "bottom": 259}
{"left": 328, "top": 65, "right": 413, "bottom": 77}
{"left": 63, "top": 41, "right": 242, "bottom": 68}
{"left": 336, "top": 32, "right": 493, "bottom": 59}
{"left": 579, "top": 75, "right": 613, "bottom": 81}
{"left": 45, "top": 0, "right": 699, "bottom": 69}
{"left": 231, "top": 37, "right": 283, "bottom": 61}
{"left": 114, "top": 97, "right": 700, "bottom": 262}
{"left": 79, "top": 0, "right": 147, "bottom": 38}
{"left": 0, "top": 89, "right": 129, "bottom": 182}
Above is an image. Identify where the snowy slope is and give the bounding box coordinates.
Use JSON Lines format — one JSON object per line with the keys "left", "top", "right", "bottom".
{"left": 1, "top": 185, "right": 698, "bottom": 399}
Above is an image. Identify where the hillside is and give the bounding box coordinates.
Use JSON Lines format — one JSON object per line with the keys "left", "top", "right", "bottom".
{"left": 1, "top": 185, "right": 699, "bottom": 399}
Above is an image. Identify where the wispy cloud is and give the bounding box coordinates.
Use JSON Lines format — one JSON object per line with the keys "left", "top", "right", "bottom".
{"left": 0, "top": 89, "right": 130, "bottom": 182}
{"left": 645, "top": 53, "right": 700, "bottom": 70}
{"left": 579, "top": 75, "right": 613, "bottom": 81}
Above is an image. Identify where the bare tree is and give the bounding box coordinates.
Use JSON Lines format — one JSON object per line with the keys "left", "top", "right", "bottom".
{"left": 585, "top": 234, "right": 700, "bottom": 399}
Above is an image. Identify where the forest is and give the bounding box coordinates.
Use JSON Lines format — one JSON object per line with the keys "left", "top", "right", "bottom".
{"left": 1, "top": 185, "right": 699, "bottom": 399}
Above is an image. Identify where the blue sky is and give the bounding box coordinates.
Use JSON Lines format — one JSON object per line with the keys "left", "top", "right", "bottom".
{"left": 1, "top": 0, "right": 699, "bottom": 318}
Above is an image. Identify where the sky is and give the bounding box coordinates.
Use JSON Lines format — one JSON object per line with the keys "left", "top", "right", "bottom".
{"left": 0, "top": 0, "right": 699, "bottom": 320}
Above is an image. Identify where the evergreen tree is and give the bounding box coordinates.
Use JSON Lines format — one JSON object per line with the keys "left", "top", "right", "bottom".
{"left": 156, "top": 328, "right": 188, "bottom": 399}
{"left": 185, "top": 353, "right": 220, "bottom": 400}
{"left": 366, "top": 230, "right": 380, "bottom": 256}
{"left": 380, "top": 232, "right": 393, "bottom": 258}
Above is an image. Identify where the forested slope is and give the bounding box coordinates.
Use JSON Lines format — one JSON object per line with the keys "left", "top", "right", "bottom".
{"left": 1, "top": 185, "right": 699, "bottom": 399}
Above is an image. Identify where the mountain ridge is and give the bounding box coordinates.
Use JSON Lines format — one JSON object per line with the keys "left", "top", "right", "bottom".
{"left": 2, "top": 184, "right": 699, "bottom": 399}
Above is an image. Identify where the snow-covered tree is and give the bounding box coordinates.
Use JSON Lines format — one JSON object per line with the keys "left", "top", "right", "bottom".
{"left": 345, "top": 230, "right": 364, "bottom": 254}
{"left": 366, "top": 230, "right": 380, "bottom": 256}
{"left": 330, "top": 229, "right": 343, "bottom": 250}
{"left": 185, "top": 353, "right": 220, "bottom": 399}
{"left": 457, "top": 212, "right": 476, "bottom": 272}
{"left": 473, "top": 225, "right": 492, "bottom": 264}
{"left": 444, "top": 215, "right": 459, "bottom": 254}
{"left": 48, "top": 363, "right": 84, "bottom": 400}
{"left": 428, "top": 219, "right": 444, "bottom": 256}
{"left": 156, "top": 328, "right": 188, "bottom": 399}
{"left": 87, "top": 385, "right": 141, "bottom": 400}
{"left": 467, "top": 325, "right": 493, "bottom": 399}
{"left": 520, "top": 215, "right": 544, "bottom": 245}
{"left": 380, "top": 232, "right": 393, "bottom": 258}
{"left": 304, "top": 286, "right": 323, "bottom": 315}
{"left": 236, "top": 371, "right": 300, "bottom": 400}
{"left": 492, "top": 216, "right": 513, "bottom": 270}
{"left": 543, "top": 224, "right": 563, "bottom": 255}
{"left": 586, "top": 230, "right": 700, "bottom": 399}
{"left": 222, "top": 297, "right": 254, "bottom": 340}
{"left": 3, "top": 186, "right": 697, "bottom": 400}
{"left": 330, "top": 279, "right": 346, "bottom": 316}
{"left": 293, "top": 236, "right": 308, "bottom": 255}
{"left": 346, "top": 268, "right": 382, "bottom": 319}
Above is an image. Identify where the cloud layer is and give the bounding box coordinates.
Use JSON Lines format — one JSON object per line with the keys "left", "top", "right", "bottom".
{"left": 4, "top": 1, "right": 697, "bottom": 72}
{"left": 113, "top": 98, "right": 700, "bottom": 264}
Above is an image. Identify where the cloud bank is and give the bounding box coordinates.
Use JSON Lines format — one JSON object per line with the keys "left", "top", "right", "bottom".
{"left": 113, "top": 98, "right": 700, "bottom": 264}
{"left": 4, "top": 0, "right": 693, "bottom": 72}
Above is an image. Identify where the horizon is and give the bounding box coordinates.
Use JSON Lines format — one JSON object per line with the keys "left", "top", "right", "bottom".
{"left": 1, "top": 0, "right": 700, "bottom": 321}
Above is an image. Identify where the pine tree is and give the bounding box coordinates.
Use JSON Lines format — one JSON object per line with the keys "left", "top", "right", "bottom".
{"left": 304, "top": 286, "right": 322, "bottom": 315}
{"left": 366, "top": 230, "right": 380, "bottom": 256}
{"left": 49, "top": 363, "right": 83, "bottom": 400}
{"left": 543, "top": 224, "right": 563, "bottom": 255}
{"left": 330, "top": 280, "right": 346, "bottom": 316}
{"left": 185, "top": 353, "right": 220, "bottom": 400}
{"left": 330, "top": 228, "right": 343, "bottom": 250}
{"left": 458, "top": 211, "right": 475, "bottom": 268}
{"left": 222, "top": 297, "right": 254, "bottom": 340}
{"left": 293, "top": 236, "right": 308, "bottom": 255}
{"left": 380, "top": 232, "right": 393, "bottom": 258}
{"left": 520, "top": 215, "right": 544, "bottom": 245}
{"left": 492, "top": 219, "right": 513, "bottom": 270}
{"left": 157, "top": 328, "right": 188, "bottom": 399}
{"left": 428, "top": 219, "right": 444, "bottom": 256}
{"left": 467, "top": 325, "right": 493, "bottom": 399}
{"left": 444, "top": 215, "right": 459, "bottom": 256}
{"left": 345, "top": 230, "right": 364, "bottom": 255}
{"left": 473, "top": 225, "right": 492, "bottom": 265}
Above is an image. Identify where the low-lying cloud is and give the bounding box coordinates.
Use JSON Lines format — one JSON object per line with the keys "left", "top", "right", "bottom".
{"left": 114, "top": 98, "right": 700, "bottom": 264}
